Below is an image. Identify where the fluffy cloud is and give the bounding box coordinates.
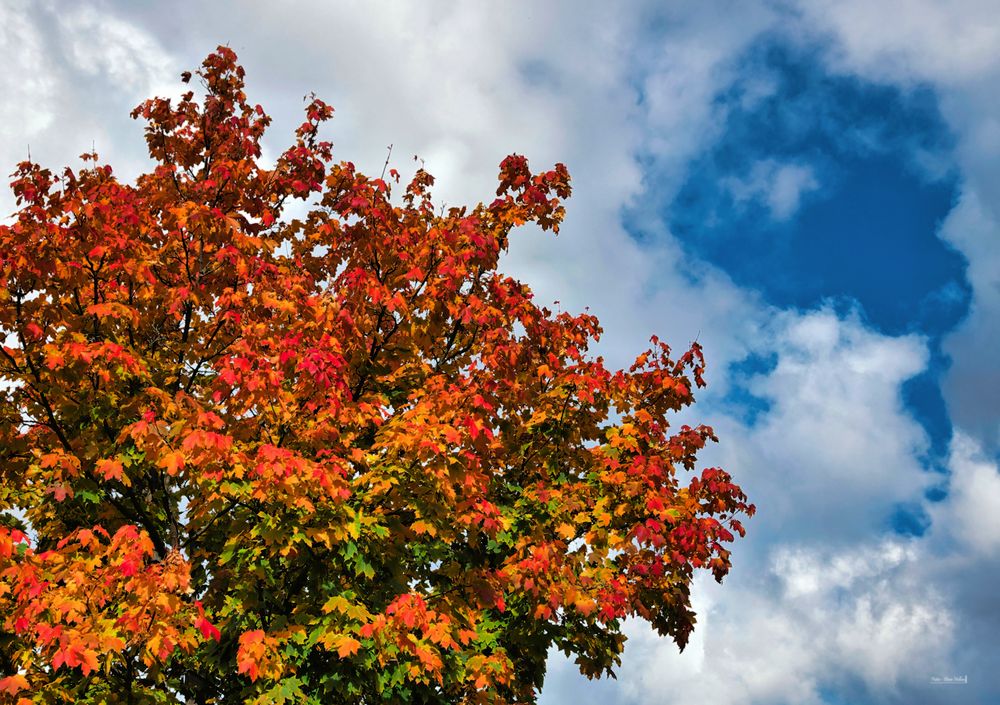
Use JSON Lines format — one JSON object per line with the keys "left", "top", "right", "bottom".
{"left": 542, "top": 307, "right": 953, "bottom": 703}
{"left": 938, "top": 193, "right": 1000, "bottom": 451}
{"left": 544, "top": 538, "right": 955, "bottom": 705}
{"left": 931, "top": 433, "right": 1000, "bottom": 555}
{"left": 719, "top": 310, "right": 932, "bottom": 544}
{"left": 56, "top": 5, "right": 174, "bottom": 95}
{"left": 723, "top": 159, "right": 821, "bottom": 220}
{"left": 920, "top": 437, "right": 1000, "bottom": 700}
{"left": 633, "top": 2, "right": 776, "bottom": 194}
{"left": 793, "top": 0, "right": 1000, "bottom": 85}
{"left": 0, "top": 3, "right": 59, "bottom": 140}
{"left": 0, "top": 1, "right": 175, "bottom": 217}
{"left": 0, "top": 2, "right": 58, "bottom": 163}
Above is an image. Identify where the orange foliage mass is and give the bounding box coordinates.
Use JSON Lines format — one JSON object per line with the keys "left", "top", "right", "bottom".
{"left": 0, "top": 47, "right": 753, "bottom": 704}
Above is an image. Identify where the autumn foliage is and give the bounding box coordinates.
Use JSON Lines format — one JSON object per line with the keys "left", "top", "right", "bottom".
{"left": 0, "top": 48, "right": 754, "bottom": 704}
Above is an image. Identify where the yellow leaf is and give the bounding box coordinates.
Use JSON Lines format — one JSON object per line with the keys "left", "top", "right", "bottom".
{"left": 322, "top": 595, "right": 351, "bottom": 614}
{"left": 575, "top": 596, "right": 596, "bottom": 617}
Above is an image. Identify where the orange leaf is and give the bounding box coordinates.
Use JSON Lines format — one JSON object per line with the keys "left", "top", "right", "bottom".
{"left": 237, "top": 629, "right": 265, "bottom": 681}
{"left": 0, "top": 674, "right": 28, "bottom": 694}
{"left": 411, "top": 520, "right": 436, "bottom": 537}
{"left": 158, "top": 451, "right": 185, "bottom": 476}
{"left": 96, "top": 458, "right": 125, "bottom": 483}
{"left": 334, "top": 635, "right": 361, "bottom": 658}
{"left": 79, "top": 648, "right": 99, "bottom": 676}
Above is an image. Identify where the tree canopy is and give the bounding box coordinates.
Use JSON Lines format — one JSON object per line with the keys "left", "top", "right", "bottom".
{"left": 0, "top": 48, "right": 754, "bottom": 704}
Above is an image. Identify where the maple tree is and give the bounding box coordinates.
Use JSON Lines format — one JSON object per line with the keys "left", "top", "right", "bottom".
{"left": 0, "top": 48, "right": 754, "bottom": 704}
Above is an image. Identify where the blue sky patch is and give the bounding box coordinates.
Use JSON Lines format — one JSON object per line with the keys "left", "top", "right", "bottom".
{"left": 902, "top": 345, "right": 955, "bottom": 463}
{"left": 650, "top": 39, "right": 971, "bottom": 464}
{"left": 888, "top": 501, "right": 932, "bottom": 537}
{"left": 721, "top": 351, "right": 777, "bottom": 426}
{"left": 666, "top": 42, "right": 967, "bottom": 336}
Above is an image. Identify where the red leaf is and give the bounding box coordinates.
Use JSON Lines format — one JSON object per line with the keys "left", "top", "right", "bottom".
{"left": 196, "top": 617, "right": 221, "bottom": 642}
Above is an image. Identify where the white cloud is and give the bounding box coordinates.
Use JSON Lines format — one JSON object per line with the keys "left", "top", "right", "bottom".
{"left": 573, "top": 410, "right": 1000, "bottom": 705}
{"left": 546, "top": 539, "right": 953, "bottom": 705}
{"left": 724, "top": 159, "right": 821, "bottom": 220}
{"left": 931, "top": 433, "right": 1000, "bottom": 554}
{"left": 636, "top": 3, "right": 777, "bottom": 196}
{"left": 794, "top": 0, "right": 1000, "bottom": 85}
{"left": 0, "top": 2, "right": 58, "bottom": 152}
{"left": 543, "top": 303, "right": 952, "bottom": 704}
{"left": 56, "top": 5, "right": 174, "bottom": 95}
{"left": 767, "top": 164, "right": 820, "bottom": 220}
{"left": 0, "top": 2, "right": 175, "bottom": 217}
{"left": 773, "top": 539, "right": 915, "bottom": 598}
{"left": 707, "top": 308, "right": 933, "bottom": 545}
{"left": 938, "top": 191, "right": 1000, "bottom": 451}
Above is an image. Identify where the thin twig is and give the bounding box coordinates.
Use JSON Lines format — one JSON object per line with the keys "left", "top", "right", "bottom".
{"left": 380, "top": 144, "right": 393, "bottom": 181}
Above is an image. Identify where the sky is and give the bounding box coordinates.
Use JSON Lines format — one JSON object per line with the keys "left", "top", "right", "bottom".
{"left": 1, "top": 1, "right": 998, "bottom": 703}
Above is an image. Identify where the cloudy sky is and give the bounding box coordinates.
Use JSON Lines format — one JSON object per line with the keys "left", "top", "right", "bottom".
{"left": 2, "top": 1, "right": 998, "bottom": 703}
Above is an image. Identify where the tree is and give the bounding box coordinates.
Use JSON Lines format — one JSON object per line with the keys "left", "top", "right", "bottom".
{"left": 0, "top": 48, "right": 754, "bottom": 705}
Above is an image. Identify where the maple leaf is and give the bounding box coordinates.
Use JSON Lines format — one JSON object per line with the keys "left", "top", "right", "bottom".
{"left": 96, "top": 458, "right": 125, "bottom": 482}
{"left": 0, "top": 674, "right": 28, "bottom": 694}
{"left": 333, "top": 635, "right": 361, "bottom": 659}
{"left": 237, "top": 630, "right": 266, "bottom": 682}
{"left": 158, "top": 451, "right": 185, "bottom": 476}
{"left": 78, "top": 649, "right": 100, "bottom": 676}
{"left": 196, "top": 617, "right": 221, "bottom": 642}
